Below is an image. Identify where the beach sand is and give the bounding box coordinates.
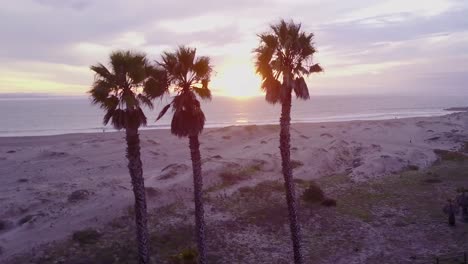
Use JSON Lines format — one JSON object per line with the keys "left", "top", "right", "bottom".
{"left": 1, "top": 112, "right": 467, "bottom": 263}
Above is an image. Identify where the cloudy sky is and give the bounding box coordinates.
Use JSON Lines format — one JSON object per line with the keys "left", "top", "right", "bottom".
{"left": 1, "top": 0, "right": 467, "bottom": 97}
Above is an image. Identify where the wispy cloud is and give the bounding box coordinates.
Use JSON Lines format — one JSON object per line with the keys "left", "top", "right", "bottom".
{"left": 0, "top": 0, "right": 467, "bottom": 96}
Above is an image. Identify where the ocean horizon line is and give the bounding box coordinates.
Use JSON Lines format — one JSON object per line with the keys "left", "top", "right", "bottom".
{"left": 0, "top": 109, "right": 460, "bottom": 138}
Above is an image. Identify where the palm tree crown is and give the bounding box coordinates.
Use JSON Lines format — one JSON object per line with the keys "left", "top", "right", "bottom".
{"left": 255, "top": 19, "right": 323, "bottom": 104}
{"left": 89, "top": 50, "right": 167, "bottom": 130}
{"left": 156, "top": 46, "right": 212, "bottom": 137}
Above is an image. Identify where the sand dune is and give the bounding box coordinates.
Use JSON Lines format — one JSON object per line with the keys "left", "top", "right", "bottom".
{"left": 0, "top": 112, "right": 467, "bottom": 261}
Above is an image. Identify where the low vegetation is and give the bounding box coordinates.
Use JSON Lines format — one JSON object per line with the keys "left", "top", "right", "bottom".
{"left": 72, "top": 229, "right": 102, "bottom": 245}
{"left": 302, "top": 182, "right": 325, "bottom": 203}
{"left": 168, "top": 248, "right": 198, "bottom": 264}
{"left": 17, "top": 215, "right": 33, "bottom": 225}
{"left": 9, "top": 159, "right": 468, "bottom": 264}
{"left": 291, "top": 159, "right": 304, "bottom": 169}
{"left": 321, "top": 198, "right": 337, "bottom": 207}
{"left": 68, "top": 189, "right": 90, "bottom": 203}
{"left": 206, "top": 163, "right": 264, "bottom": 193}
{"left": 434, "top": 149, "right": 468, "bottom": 161}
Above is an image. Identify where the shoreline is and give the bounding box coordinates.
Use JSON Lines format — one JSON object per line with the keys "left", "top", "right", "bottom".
{"left": 0, "top": 110, "right": 463, "bottom": 139}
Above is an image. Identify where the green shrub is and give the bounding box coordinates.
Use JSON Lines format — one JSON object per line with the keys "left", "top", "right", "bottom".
{"left": 302, "top": 182, "right": 325, "bottom": 203}
{"left": 68, "top": 189, "right": 90, "bottom": 203}
{"left": 406, "top": 164, "right": 419, "bottom": 171}
{"left": 462, "top": 142, "right": 468, "bottom": 153}
{"left": 145, "top": 187, "right": 160, "bottom": 197}
{"left": 168, "top": 248, "right": 198, "bottom": 264}
{"left": 291, "top": 160, "right": 304, "bottom": 169}
{"left": 18, "top": 215, "right": 33, "bottom": 225}
{"left": 434, "top": 149, "right": 467, "bottom": 161}
{"left": 424, "top": 178, "right": 442, "bottom": 184}
{"left": 219, "top": 165, "right": 262, "bottom": 186}
{"left": 0, "top": 220, "right": 7, "bottom": 231}
{"left": 219, "top": 170, "right": 247, "bottom": 185}
{"left": 72, "top": 229, "right": 102, "bottom": 245}
{"left": 321, "top": 198, "right": 337, "bottom": 207}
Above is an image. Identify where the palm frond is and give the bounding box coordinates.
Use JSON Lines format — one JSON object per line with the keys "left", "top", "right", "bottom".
{"left": 193, "top": 56, "right": 211, "bottom": 79}
{"left": 111, "top": 109, "right": 126, "bottom": 130}
{"left": 169, "top": 92, "right": 205, "bottom": 137}
{"left": 176, "top": 46, "right": 196, "bottom": 70}
{"left": 171, "top": 105, "right": 205, "bottom": 138}
{"left": 89, "top": 79, "right": 113, "bottom": 105}
{"left": 262, "top": 77, "right": 281, "bottom": 104}
{"left": 156, "top": 103, "right": 171, "bottom": 121}
{"left": 100, "top": 95, "right": 119, "bottom": 111}
{"left": 90, "top": 63, "right": 113, "bottom": 81}
{"left": 103, "top": 109, "right": 115, "bottom": 125}
{"left": 293, "top": 77, "right": 310, "bottom": 100}
{"left": 309, "top": 63, "right": 323, "bottom": 73}
{"left": 137, "top": 94, "right": 153, "bottom": 110}
{"left": 254, "top": 19, "right": 321, "bottom": 102}
{"left": 122, "top": 89, "right": 138, "bottom": 110}
{"left": 127, "top": 54, "right": 148, "bottom": 85}
{"left": 157, "top": 46, "right": 213, "bottom": 137}
{"left": 89, "top": 50, "right": 157, "bottom": 130}
{"left": 144, "top": 65, "right": 168, "bottom": 99}
{"left": 192, "top": 87, "right": 212, "bottom": 100}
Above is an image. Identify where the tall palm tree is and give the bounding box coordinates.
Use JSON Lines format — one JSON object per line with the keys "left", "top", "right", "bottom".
{"left": 254, "top": 20, "right": 323, "bottom": 264}
{"left": 89, "top": 50, "right": 166, "bottom": 264}
{"left": 155, "top": 46, "right": 212, "bottom": 264}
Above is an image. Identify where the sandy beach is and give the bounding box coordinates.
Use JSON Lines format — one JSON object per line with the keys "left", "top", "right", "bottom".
{"left": 1, "top": 111, "right": 468, "bottom": 263}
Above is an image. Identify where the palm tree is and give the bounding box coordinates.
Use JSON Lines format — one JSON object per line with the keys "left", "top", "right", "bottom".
{"left": 254, "top": 19, "right": 323, "bottom": 263}
{"left": 89, "top": 50, "right": 166, "bottom": 264}
{"left": 155, "top": 46, "right": 212, "bottom": 264}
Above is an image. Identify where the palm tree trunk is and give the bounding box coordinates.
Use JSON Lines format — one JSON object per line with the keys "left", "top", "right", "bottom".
{"left": 125, "top": 126, "right": 150, "bottom": 264}
{"left": 189, "top": 135, "right": 207, "bottom": 264}
{"left": 280, "top": 90, "right": 304, "bottom": 264}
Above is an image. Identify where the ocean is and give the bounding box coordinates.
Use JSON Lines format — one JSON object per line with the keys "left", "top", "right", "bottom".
{"left": 1, "top": 95, "right": 467, "bottom": 137}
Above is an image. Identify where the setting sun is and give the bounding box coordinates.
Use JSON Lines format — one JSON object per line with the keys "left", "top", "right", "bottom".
{"left": 210, "top": 58, "right": 262, "bottom": 99}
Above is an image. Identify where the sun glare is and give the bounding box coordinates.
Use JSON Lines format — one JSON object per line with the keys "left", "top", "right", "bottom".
{"left": 210, "top": 58, "right": 262, "bottom": 99}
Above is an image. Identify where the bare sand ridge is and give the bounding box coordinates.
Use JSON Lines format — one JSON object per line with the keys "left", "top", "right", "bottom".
{"left": 0, "top": 112, "right": 467, "bottom": 262}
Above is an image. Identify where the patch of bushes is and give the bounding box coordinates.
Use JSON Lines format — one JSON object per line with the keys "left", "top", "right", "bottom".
{"left": 68, "top": 189, "right": 90, "bottom": 203}
{"left": 145, "top": 187, "right": 160, "bottom": 198}
{"left": 0, "top": 220, "right": 8, "bottom": 231}
{"left": 18, "top": 215, "right": 33, "bottom": 225}
{"left": 406, "top": 164, "right": 419, "bottom": 171}
{"left": 219, "top": 165, "right": 262, "bottom": 186}
{"left": 235, "top": 181, "right": 284, "bottom": 203}
{"left": 168, "top": 248, "right": 198, "bottom": 264}
{"left": 434, "top": 149, "right": 467, "bottom": 161}
{"left": 302, "top": 182, "right": 325, "bottom": 203}
{"left": 150, "top": 225, "right": 195, "bottom": 258}
{"left": 424, "top": 178, "right": 442, "bottom": 184}
{"left": 321, "top": 198, "right": 337, "bottom": 207}
{"left": 244, "top": 125, "right": 258, "bottom": 133}
{"left": 462, "top": 142, "right": 468, "bottom": 153}
{"left": 219, "top": 170, "right": 248, "bottom": 186}
{"left": 72, "top": 229, "right": 102, "bottom": 245}
{"left": 291, "top": 160, "right": 304, "bottom": 169}
{"left": 238, "top": 186, "right": 253, "bottom": 195}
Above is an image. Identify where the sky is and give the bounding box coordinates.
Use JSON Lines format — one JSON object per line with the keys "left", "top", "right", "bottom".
{"left": 1, "top": 0, "right": 467, "bottom": 98}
